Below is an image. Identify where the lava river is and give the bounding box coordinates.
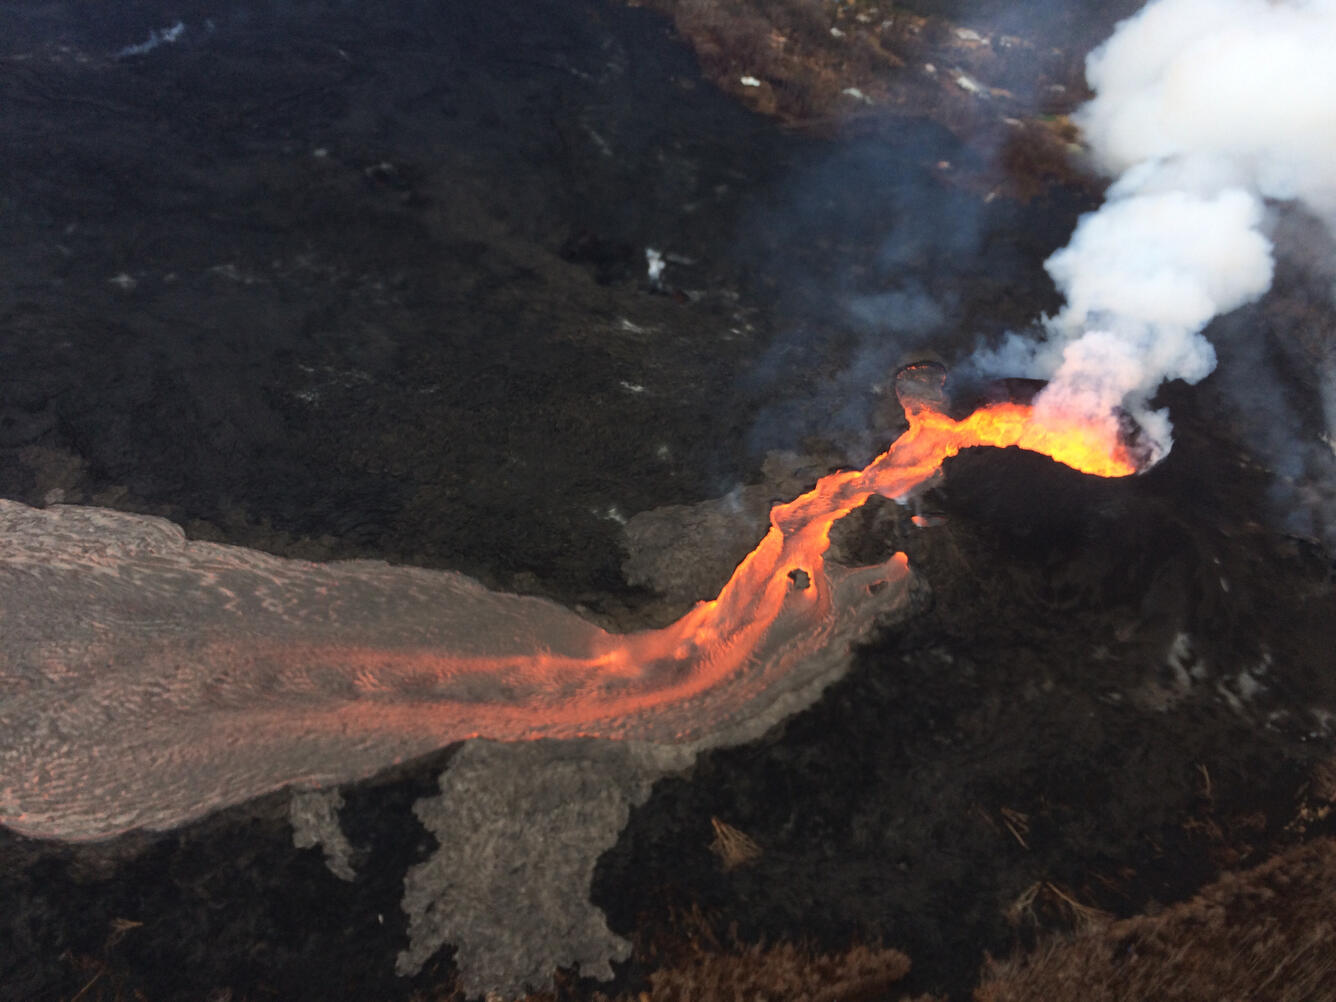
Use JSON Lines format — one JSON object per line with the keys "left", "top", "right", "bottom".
{"left": 0, "top": 387, "right": 1135, "bottom": 840}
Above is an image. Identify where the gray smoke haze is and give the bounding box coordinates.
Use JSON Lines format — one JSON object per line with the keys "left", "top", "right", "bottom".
{"left": 974, "top": 0, "right": 1336, "bottom": 465}
{"left": 737, "top": 129, "right": 1053, "bottom": 467}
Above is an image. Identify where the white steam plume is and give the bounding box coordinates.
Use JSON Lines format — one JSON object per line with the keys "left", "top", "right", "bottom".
{"left": 978, "top": 0, "right": 1336, "bottom": 464}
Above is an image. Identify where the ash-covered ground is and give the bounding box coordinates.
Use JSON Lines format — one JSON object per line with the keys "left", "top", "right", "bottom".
{"left": 1, "top": 1, "right": 1333, "bottom": 1000}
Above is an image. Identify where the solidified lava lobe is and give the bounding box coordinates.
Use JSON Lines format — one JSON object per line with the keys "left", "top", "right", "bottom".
{"left": 0, "top": 371, "right": 1134, "bottom": 840}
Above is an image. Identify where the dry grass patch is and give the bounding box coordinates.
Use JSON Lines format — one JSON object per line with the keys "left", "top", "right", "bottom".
{"left": 622, "top": 939, "right": 916, "bottom": 1002}
{"left": 976, "top": 839, "right": 1336, "bottom": 1002}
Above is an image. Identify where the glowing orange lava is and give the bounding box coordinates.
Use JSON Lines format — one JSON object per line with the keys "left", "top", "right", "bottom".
{"left": 0, "top": 396, "right": 1140, "bottom": 840}
{"left": 596, "top": 395, "right": 1139, "bottom": 726}
{"left": 903, "top": 401, "right": 1139, "bottom": 480}
{"left": 316, "top": 397, "right": 1139, "bottom": 742}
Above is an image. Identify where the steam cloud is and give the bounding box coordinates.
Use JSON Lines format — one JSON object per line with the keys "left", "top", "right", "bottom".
{"left": 975, "top": 0, "right": 1336, "bottom": 464}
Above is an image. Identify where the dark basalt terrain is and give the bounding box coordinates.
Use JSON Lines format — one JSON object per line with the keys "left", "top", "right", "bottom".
{"left": 1, "top": 1, "right": 1333, "bottom": 1000}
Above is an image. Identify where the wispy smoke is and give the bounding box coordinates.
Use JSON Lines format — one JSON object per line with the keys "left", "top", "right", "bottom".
{"left": 976, "top": 0, "right": 1336, "bottom": 464}
{"left": 115, "top": 20, "right": 186, "bottom": 59}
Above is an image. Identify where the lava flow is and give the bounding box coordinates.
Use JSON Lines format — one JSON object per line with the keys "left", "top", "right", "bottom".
{"left": 597, "top": 386, "right": 1139, "bottom": 717}
{"left": 906, "top": 401, "right": 1139, "bottom": 480}
{"left": 0, "top": 371, "right": 1138, "bottom": 840}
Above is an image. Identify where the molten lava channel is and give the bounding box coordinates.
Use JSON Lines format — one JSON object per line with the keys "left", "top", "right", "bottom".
{"left": 0, "top": 398, "right": 1133, "bottom": 840}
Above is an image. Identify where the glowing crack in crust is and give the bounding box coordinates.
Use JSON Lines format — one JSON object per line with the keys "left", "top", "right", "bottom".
{"left": 0, "top": 397, "right": 1133, "bottom": 841}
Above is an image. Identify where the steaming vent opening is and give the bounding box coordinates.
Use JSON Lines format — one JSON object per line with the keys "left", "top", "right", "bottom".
{"left": 893, "top": 360, "right": 1153, "bottom": 477}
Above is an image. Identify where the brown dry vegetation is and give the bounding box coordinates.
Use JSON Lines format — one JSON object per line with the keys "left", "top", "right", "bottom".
{"left": 601, "top": 939, "right": 919, "bottom": 1002}
{"left": 56, "top": 838, "right": 1336, "bottom": 1000}
{"left": 707, "top": 816, "right": 763, "bottom": 871}
{"left": 975, "top": 838, "right": 1336, "bottom": 1002}
{"left": 624, "top": 0, "right": 1098, "bottom": 198}
{"left": 629, "top": 0, "right": 997, "bottom": 119}
{"left": 640, "top": 0, "right": 894, "bottom": 122}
